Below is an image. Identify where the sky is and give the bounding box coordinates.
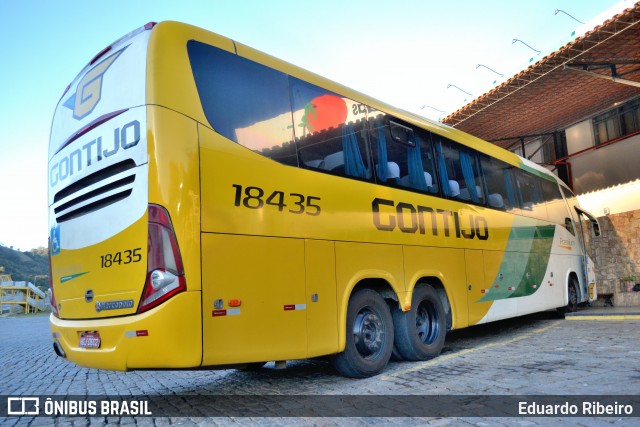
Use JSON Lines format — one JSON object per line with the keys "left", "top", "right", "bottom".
{"left": 0, "top": 0, "right": 628, "bottom": 251}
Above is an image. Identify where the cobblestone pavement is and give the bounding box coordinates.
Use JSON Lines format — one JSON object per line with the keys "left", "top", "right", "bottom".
{"left": 1, "top": 312, "right": 639, "bottom": 426}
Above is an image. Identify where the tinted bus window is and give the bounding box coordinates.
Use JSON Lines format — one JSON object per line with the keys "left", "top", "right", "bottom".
{"left": 369, "top": 115, "right": 438, "bottom": 194}
{"left": 434, "top": 137, "right": 485, "bottom": 204}
{"left": 480, "top": 156, "right": 517, "bottom": 212}
{"left": 290, "top": 78, "right": 371, "bottom": 180}
{"left": 541, "top": 179, "right": 569, "bottom": 227}
{"left": 188, "top": 41, "right": 297, "bottom": 166}
{"left": 559, "top": 186, "right": 579, "bottom": 235}
{"left": 515, "top": 170, "right": 547, "bottom": 220}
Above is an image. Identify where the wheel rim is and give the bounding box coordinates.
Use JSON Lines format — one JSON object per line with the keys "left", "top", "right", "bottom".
{"left": 416, "top": 300, "right": 440, "bottom": 345}
{"left": 353, "top": 307, "right": 385, "bottom": 358}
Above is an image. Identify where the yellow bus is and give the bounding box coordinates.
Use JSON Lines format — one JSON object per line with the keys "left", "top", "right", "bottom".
{"left": 49, "top": 21, "right": 601, "bottom": 378}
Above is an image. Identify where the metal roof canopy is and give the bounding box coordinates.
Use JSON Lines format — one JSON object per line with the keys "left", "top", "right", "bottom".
{"left": 443, "top": 3, "right": 640, "bottom": 150}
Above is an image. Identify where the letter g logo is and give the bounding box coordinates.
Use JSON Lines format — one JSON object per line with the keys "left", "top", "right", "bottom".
{"left": 63, "top": 48, "right": 124, "bottom": 120}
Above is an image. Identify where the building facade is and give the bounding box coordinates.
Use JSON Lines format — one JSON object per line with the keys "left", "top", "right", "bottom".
{"left": 443, "top": 2, "right": 640, "bottom": 305}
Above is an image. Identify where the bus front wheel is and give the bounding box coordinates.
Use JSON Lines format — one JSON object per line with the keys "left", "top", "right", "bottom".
{"left": 392, "top": 285, "right": 446, "bottom": 361}
{"left": 331, "top": 289, "right": 394, "bottom": 378}
{"left": 558, "top": 278, "right": 579, "bottom": 315}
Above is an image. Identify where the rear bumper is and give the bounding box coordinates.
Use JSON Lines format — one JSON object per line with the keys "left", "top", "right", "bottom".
{"left": 50, "top": 291, "right": 201, "bottom": 371}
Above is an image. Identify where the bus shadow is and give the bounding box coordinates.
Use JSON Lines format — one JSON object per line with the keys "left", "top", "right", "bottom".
{"left": 442, "top": 310, "right": 560, "bottom": 352}
{"left": 162, "top": 310, "right": 562, "bottom": 396}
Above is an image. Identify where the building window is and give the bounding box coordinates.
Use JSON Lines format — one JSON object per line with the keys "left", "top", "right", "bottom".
{"left": 593, "top": 97, "right": 640, "bottom": 145}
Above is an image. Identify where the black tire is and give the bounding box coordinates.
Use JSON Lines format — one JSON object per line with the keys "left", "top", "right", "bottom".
{"left": 557, "top": 277, "right": 579, "bottom": 316}
{"left": 392, "top": 285, "right": 446, "bottom": 361}
{"left": 391, "top": 345, "right": 405, "bottom": 361}
{"left": 567, "top": 279, "right": 579, "bottom": 312}
{"left": 331, "top": 289, "right": 394, "bottom": 378}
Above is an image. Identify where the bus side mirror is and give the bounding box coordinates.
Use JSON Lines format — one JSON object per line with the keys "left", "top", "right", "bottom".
{"left": 574, "top": 206, "right": 601, "bottom": 237}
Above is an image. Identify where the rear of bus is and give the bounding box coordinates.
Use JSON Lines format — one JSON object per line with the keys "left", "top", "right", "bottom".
{"left": 48, "top": 23, "right": 202, "bottom": 370}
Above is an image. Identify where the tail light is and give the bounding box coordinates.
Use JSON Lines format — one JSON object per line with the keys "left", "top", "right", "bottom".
{"left": 138, "top": 205, "right": 186, "bottom": 313}
{"left": 48, "top": 238, "right": 59, "bottom": 318}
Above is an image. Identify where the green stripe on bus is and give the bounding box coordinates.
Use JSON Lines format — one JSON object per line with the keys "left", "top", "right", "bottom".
{"left": 479, "top": 220, "right": 555, "bottom": 302}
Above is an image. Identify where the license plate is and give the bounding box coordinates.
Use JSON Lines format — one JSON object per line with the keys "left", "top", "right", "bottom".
{"left": 79, "top": 332, "right": 101, "bottom": 349}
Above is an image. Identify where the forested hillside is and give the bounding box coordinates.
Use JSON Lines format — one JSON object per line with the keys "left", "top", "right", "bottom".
{"left": 0, "top": 245, "right": 49, "bottom": 287}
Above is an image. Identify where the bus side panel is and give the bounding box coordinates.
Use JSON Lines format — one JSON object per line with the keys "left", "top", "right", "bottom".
{"left": 482, "top": 250, "right": 520, "bottom": 322}
{"left": 465, "top": 249, "right": 489, "bottom": 326}
{"left": 201, "top": 233, "right": 307, "bottom": 365}
{"left": 403, "top": 246, "right": 469, "bottom": 329}
{"left": 515, "top": 253, "right": 567, "bottom": 316}
{"left": 334, "top": 242, "right": 406, "bottom": 352}
{"left": 305, "top": 239, "right": 339, "bottom": 357}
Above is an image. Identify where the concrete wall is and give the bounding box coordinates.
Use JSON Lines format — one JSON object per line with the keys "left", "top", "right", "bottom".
{"left": 584, "top": 209, "right": 640, "bottom": 306}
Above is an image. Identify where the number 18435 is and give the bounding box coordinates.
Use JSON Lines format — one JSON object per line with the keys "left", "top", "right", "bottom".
{"left": 100, "top": 248, "right": 142, "bottom": 268}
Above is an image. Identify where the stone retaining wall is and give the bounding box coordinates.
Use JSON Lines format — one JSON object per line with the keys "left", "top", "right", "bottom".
{"left": 584, "top": 209, "right": 640, "bottom": 306}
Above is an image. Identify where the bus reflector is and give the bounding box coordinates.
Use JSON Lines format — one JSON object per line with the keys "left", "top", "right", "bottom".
{"left": 228, "top": 299, "right": 242, "bottom": 307}
{"left": 125, "top": 330, "right": 149, "bottom": 337}
{"left": 138, "top": 205, "right": 186, "bottom": 313}
{"left": 212, "top": 309, "right": 241, "bottom": 317}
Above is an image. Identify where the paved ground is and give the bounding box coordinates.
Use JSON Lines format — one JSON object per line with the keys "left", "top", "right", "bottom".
{"left": 1, "top": 310, "right": 639, "bottom": 425}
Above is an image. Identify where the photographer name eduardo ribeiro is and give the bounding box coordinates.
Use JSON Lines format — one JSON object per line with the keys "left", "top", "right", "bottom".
{"left": 6, "top": 397, "right": 151, "bottom": 416}
{"left": 519, "top": 400, "right": 634, "bottom": 416}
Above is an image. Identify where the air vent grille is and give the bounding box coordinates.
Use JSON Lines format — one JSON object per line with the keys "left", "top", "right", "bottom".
{"left": 53, "top": 160, "right": 137, "bottom": 223}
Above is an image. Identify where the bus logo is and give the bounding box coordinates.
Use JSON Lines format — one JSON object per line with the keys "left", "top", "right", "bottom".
{"left": 63, "top": 48, "right": 125, "bottom": 119}
{"left": 95, "top": 299, "right": 134, "bottom": 312}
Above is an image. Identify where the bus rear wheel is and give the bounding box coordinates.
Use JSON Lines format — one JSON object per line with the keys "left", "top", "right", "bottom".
{"left": 392, "top": 285, "right": 446, "bottom": 361}
{"left": 331, "top": 289, "right": 394, "bottom": 378}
